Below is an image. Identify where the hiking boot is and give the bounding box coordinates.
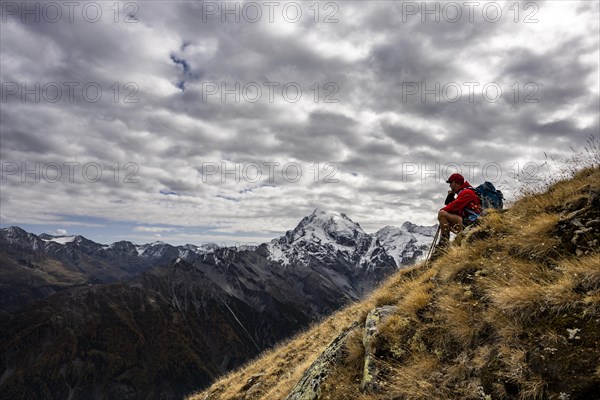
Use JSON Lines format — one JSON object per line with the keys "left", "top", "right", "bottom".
{"left": 437, "top": 237, "right": 450, "bottom": 250}
{"left": 428, "top": 245, "right": 447, "bottom": 262}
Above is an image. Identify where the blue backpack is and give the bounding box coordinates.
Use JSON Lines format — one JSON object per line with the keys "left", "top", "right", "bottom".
{"left": 474, "top": 181, "right": 504, "bottom": 210}
{"left": 463, "top": 182, "right": 503, "bottom": 225}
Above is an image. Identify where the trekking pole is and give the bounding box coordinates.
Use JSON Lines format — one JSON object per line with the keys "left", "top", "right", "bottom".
{"left": 425, "top": 226, "right": 441, "bottom": 265}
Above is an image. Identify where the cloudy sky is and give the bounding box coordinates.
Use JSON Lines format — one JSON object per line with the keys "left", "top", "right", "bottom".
{"left": 1, "top": 0, "right": 598, "bottom": 246}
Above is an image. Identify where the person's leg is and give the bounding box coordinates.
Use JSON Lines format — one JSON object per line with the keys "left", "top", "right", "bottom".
{"left": 437, "top": 210, "right": 463, "bottom": 247}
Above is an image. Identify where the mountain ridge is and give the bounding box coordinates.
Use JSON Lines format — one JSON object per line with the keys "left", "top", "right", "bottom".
{"left": 0, "top": 211, "right": 437, "bottom": 399}
{"left": 0, "top": 211, "right": 436, "bottom": 313}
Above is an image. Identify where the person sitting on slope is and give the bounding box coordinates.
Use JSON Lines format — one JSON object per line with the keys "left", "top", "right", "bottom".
{"left": 435, "top": 173, "right": 482, "bottom": 250}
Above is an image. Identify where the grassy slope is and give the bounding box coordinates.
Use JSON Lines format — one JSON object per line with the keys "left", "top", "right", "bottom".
{"left": 190, "top": 167, "right": 600, "bottom": 400}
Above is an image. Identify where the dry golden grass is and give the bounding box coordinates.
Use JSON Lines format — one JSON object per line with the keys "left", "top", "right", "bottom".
{"left": 511, "top": 165, "right": 597, "bottom": 216}
{"left": 582, "top": 293, "right": 600, "bottom": 318}
{"left": 342, "top": 327, "right": 365, "bottom": 373}
{"left": 491, "top": 345, "right": 548, "bottom": 400}
{"left": 436, "top": 288, "right": 482, "bottom": 348}
{"left": 518, "top": 375, "right": 547, "bottom": 400}
{"left": 386, "top": 355, "right": 443, "bottom": 400}
{"left": 481, "top": 252, "right": 599, "bottom": 324}
{"left": 502, "top": 214, "right": 562, "bottom": 265}
{"left": 191, "top": 166, "right": 600, "bottom": 400}
{"left": 560, "top": 254, "right": 600, "bottom": 291}
{"left": 396, "top": 281, "right": 432, "bottom": 319}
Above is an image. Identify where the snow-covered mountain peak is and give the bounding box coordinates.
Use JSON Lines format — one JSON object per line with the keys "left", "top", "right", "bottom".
{"left": 266, "top": 210, "right": 370, "bottom": 266}
{"left": 376, "top": 225, "right": 406, "bottom": 237}
{"left": 375, "top": 222, "right": 437, "bottom": 266}
{"left": 374, "top": 225, "right": 413, "bottom": 249}
{"left": 401, "top": 221, "right": 438, "bottom": 236}
{"left": 198, "top": 243, "right": 220, "bottom": 252}
{"left": 3, "top": 226, "right": 28, "bottom": 237}
{"left": 1, "top": 226, "right": 40, "bottom": 246}
{"left": 266, "top": 210, "right": 437, "bottom": 270}
{"left": 290, "top": 209, "right": 367, "bottom": 246}
{"left": 1, "top": 226, "right": 35, "bottom": 242}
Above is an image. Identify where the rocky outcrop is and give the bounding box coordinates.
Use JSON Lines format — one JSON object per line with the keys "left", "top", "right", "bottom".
{"left": 285, "top": 305, "right": 400, "bottom": 399}
{"left": 555, "top": 184, "right": 600, "bottom": 256}
{"left": 285, "top": 322, "right": 360, "bottom": 400}
{"left": 361, "top": 306, "right": 398, "bottom": 392}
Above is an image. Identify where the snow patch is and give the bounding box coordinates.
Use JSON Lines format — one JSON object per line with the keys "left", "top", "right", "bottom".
{"left": 266, "top": 240, "right": 292, "bottom": 266}
{"left": 135, "top": 245, "right": 146, "bottom": 256}
{"left": 42, "top": 236, "right": 77, "bottom": 245}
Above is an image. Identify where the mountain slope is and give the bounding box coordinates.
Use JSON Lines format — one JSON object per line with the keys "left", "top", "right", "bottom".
{"left": 0, "top": 277, "right": 218, "bottom": 400}
{"left": 191, "top": 166, "right": 600, "bottom": 400}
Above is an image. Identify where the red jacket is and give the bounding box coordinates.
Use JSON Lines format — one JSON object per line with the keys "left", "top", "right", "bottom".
{"left": 441, "top": 181, "right": 482, "bottom": 217}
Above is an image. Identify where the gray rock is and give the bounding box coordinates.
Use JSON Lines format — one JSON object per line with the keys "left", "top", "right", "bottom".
{"left": 285, "top": 322, "right": 360, "bottom": 400}
{"left": 361, "top": 306, "right": 399, "bottom": 392}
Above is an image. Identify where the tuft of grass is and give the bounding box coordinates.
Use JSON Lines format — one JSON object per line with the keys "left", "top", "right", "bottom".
{"left": 435, "top": 287, "right": 483, "bottom": 348}
{"left": 514, "top": 135, "right": 600, "bottom": 202}
{"left": 386, "top": 356, "right": 444, "bottom": 400}
{"left": 559, "top": 253, "right": 600, "bottom": 291}
{"left": 582, "top": 293, "right": 600, "bottom": 318}
{"left": 518, "top": 375, "right": 546, "bottom": 400}
{"left": 396, "top": 282, "right": 433, "bottom": 320}
{"left": 504, "top": 213, "right": 562, "bottom": 264}
{"left": 342, "top": 327, "right": 365, "bottom": 374}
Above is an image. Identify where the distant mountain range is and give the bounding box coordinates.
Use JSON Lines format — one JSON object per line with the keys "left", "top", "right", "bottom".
{"left": 0, "top": 210, "right": 436, "bottom": 400}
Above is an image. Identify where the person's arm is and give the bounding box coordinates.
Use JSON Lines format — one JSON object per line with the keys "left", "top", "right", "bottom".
{"left": 444, "top": 191, "right": 455, "bottom": 205}
{"left": 441, "top": 190, "right": 475, "bottom": 213}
